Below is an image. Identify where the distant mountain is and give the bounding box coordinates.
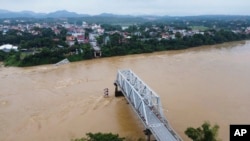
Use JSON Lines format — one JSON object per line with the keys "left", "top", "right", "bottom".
{"left": 0, "top": 9, "right": 160, "bottom": 19}
{"left": 20, "top": 10, "right": 46, "bottom": 17}
{"left": 0, "top": 9, "right": 46, "bottom": 18}
{"left": 0, "top": 9, "right": 250, "bottom": 20}
{"left": 96, "top": 13, "right": 135, "bottom": 18}
{"left": 0, "top": 9, "right": 11, "bottom": 13}
{"left": 0, "top": 9, "right": 90, "bottom": 18}
{"left": 97, "top": 13, "right": 117, "bottom": 17}
{"left": 47, "top": 10, "right": 90, "bottom": 18}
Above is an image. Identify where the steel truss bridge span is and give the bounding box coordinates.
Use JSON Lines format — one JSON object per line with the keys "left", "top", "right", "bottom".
{"left": 114, "top": 69, "right": 182, "bottom": 141}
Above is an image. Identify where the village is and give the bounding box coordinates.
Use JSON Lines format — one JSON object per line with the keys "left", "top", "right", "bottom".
{"left": 1, "top": 18, "right": 250, "bottom": 53}
{"left": 1, "top": 17, "right": 250, "bottom": 66}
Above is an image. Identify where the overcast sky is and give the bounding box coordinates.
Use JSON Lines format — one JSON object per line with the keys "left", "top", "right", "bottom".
{"left": 1, "top": 0, "right": 250, "bottom": 16}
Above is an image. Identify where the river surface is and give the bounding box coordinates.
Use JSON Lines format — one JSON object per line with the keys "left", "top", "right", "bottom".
{"left": 1, "top": 41, "right": 250, "bottom": 141}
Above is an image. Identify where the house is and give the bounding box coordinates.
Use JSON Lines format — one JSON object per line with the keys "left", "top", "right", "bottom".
{"left": 89, "top": 33, "right": 98, "bottom": 42}
{"left": 2, "top": 29, "right": 8, "bottom": 35}
{"left": 161, "top": 33, "right": 170, "bottom": 39}
{"left": 122, "top": 26, "right": 129, "bottom": 30}
{"left": 91, "top": 24, "right": 101, "bottom": 30}
{"left": 82, "top": 22, "right": 88, "bottom": 28}
{"left": 134, "top": 32, "right": 142, "bottom": 36}
{"left": 97, "top": 28, "right": 104, "bottom": 34}
{"left": 104, "top": 36, "right": 110, "bottom": 45}
{"left": 72, "top": 32, "right": 83, "bottom": 37}
{"left": 66, "top": 36, "right": 75, "bottom": 46}
{"left": 77, "top": 35, "right": 85, "bottom": 44}
{"left": 76, "top": 28, "right": 85, "bottom": 34}
{"left": 245, "top": 27, "right": 250, "bottom": 34}
{"left": 0, "top": 44, "right": 18, "bottom": 52}
{"left": 53, "top": 29, "right": 61, "bottom": 35}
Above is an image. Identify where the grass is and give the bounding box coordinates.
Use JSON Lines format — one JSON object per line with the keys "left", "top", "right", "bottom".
{"left": 190, "top": 26, "right": 209, "bottom": 31}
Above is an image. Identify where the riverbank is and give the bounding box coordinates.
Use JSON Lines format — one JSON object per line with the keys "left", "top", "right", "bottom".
{"left": 2, "top": 28, "right": 250, "bottom": 67}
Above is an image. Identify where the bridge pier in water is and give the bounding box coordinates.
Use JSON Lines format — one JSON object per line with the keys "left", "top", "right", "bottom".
{"left": 144, "top": 129, "right": 153, "bottom": 141}
{"left": 114, "top": 82, "right": 124, "bottom": 97}
{"left": 114, "top": 69, "right": 183, "bottom": 141}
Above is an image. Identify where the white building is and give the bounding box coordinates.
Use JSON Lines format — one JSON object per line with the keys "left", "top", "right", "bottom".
{"left": 0, "top": 44, "right": 18, "bottom": 52}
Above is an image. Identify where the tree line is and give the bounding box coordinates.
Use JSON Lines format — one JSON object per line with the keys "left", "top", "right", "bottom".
{"left": 72, "top": 121, "right": 220, "bottom": 141}
{"left": 1, "top": 44, "right": 93, "bottom": 67}
{"left": 100, "top": 29, "right": 250, "bottom": 57}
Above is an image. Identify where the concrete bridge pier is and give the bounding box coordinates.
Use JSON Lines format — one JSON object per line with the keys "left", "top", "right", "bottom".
{"left": 144, "top": 129, "right": 152, "bottom": 141}
{"left": 114, "top": 82, "right": 124, "bottom": 97}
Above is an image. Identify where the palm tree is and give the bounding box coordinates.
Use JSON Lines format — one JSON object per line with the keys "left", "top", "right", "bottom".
{"left": 185, "top": 121, "right": 220, "bottom": 141}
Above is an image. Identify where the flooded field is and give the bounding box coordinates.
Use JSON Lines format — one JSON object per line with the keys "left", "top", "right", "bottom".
{"left": 1, "top": 41, "right": 250, "bottom": 141}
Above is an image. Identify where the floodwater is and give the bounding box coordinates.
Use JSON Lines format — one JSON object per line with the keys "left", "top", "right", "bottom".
{"left": 1, "top": 41, "right": 250, "bottom": 141}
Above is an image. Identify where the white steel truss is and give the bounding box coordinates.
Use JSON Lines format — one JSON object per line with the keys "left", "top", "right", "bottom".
{"left": 115, "top": 69, "right": 182, "bottom": 141}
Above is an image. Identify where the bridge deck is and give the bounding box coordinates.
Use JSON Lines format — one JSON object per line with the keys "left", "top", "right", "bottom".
{"left": 115, "top": 69, "right": 182, "bottom": 141}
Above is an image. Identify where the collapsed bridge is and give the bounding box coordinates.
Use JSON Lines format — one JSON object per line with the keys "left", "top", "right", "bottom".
{"left": 114, "top": 69, "right": 183, "bottom": 141}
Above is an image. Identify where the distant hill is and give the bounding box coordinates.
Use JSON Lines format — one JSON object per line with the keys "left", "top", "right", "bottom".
{"left": 47, "top": 10, "right": 90, "bottom": 18}
{"left": 0, "top": 9, "right": 143, "bottom": 19}
{"left": 0, "top": 9, "right": 166, "bottom": 20}
{"left": 0, "top": 9, "right": 152, "bottom": 19}
{"left": 0, "top": 9, "right": 11, "bottom": 13}
{"left": 0, "top": 9, "right": 45, "bottom": 18}
{"left": 97, "top": 13, "right": 133, "bottom": 18}
{"left": 0, "top": 9, "right": 90, "bottom": 18}
{"left": 1, "top": 9, "right": 250, "bottom": 25}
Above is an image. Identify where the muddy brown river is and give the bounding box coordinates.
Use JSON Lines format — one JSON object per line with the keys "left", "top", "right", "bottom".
{"left": 1, "top": 41, "right": 250, "bottom": 141}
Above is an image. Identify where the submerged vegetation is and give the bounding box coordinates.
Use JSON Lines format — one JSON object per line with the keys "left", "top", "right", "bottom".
{"left": 71, "top": 132, "right": 145, "bottom": 141}
{"left": 73, "top": 122, "right": 220, "bottom": 141}
{"left": 72, "top": 132, "right": 125, "bottom": 141}
{"left": 185, "top": 121, "right": 220, "bottom": 141}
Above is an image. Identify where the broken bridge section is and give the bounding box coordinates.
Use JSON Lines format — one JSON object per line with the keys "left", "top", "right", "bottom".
{"left": 114, "top": 69, "right": 182, "bottom": 141}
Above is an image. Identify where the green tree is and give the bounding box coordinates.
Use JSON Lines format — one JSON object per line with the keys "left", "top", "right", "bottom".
{"left": 185, "top": 121, "right": 220, "bottom": 141}
{"left": 41, "top": 28, "right": 55, "bottom": 38}
{"left": 82, "top": 44, "right": 93, "bottom": 59}
{"left": 4, "top": 50, "right": 21, "bottom": 66}
{"left": 175, "top": 32, "right": 182, "bottom": 39}
{"left": 72, "top": 132, "right": 125, "bottom": 141}
{"left": 0, "top": 50, "right": 7, "bottom": 61}
{"left": 110, "top": 33, "right": 122, "bottom": 46}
